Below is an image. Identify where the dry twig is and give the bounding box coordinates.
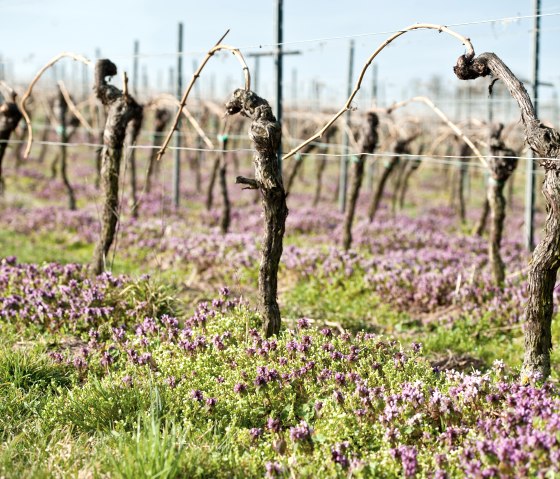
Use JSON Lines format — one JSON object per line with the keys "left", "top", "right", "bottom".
{"left": 20, "top": 52, "right": 91, "bottom": 159}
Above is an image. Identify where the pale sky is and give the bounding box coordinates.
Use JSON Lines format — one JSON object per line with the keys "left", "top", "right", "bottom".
{"left": 1, "top": 0, "right": 559, "bottom": 112}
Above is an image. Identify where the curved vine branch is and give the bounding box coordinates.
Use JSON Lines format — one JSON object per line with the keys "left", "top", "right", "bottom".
{"left": 283, "top": 23, "right": 474, "bottom": 162}
{"left": 150, "top": 94, "right": 215, "bottom": 149}
{"left": 57, "top": 80, "right": 94, "bottom": 134}
{"left": 156, "top": 30, "right": 251, "bottom": 162}
{"left": 386, "top": 95, "right": 488, "bottom": 168}
{"left": 19, "top": 52, "right": 91, "bottom": 159}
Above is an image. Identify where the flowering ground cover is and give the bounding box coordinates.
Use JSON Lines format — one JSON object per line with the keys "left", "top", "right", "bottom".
{"left": 0, "top": 160, "right": 559, "bottom": 477}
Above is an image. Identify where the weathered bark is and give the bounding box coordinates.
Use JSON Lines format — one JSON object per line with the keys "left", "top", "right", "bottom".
{"left": 313, "top": 157, "right": 327, "bottom": 206}
{"left": 54, "top": 88, "right": 77, "bottom": 210}
{"left": 0, "top": 92, "right": 22, "bottom": 195}
{"left": 342, "top": 112, "right": 379, "bottom": 250}
{"left": 92, "top": 59, "right": 141, "bottom": 275}
{"left": 124, "top": 104, "right": 144, "bottom": 218}
{"left": 145, "top": 108, "right": 171, "bottom": 193}
{"left": 368, "top": 135, "right": 415, "bottom": 222}
{"left": 454, "top": 51, "right": 560, "bottom": 379}
{"left": 227, "top": 89, "right": 288, "bottom": 338}
{"left": 218, "top": 135, "right": 231, "bottom": 234}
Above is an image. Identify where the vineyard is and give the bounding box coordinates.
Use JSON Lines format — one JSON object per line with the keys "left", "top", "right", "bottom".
{"left": 1, "top": 3, "right": 560, "bottom": 479}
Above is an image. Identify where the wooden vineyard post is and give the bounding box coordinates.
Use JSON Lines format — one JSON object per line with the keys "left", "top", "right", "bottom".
{"left": 227, "top": 89, "right": 288, "bottom": 337}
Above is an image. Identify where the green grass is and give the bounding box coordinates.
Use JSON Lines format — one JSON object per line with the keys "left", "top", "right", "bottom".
{"left": 0, "top": 230, "right": 93, "bottom": 266}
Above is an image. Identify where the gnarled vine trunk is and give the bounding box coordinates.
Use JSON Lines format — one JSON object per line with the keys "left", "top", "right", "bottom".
{"left": 0, "top": 92, "right": 22, "bottom": 196}
{"left": 342, "top": 112, "right": 379, "bottom": 250}
{"left": 92, "top": 59, "right": 142, "bottom": 275}
{"left": 227, "top": 89, "right": 288, "bottom": 338}
{"left": 454, "top": 51, "right": 560, "bottom": 379}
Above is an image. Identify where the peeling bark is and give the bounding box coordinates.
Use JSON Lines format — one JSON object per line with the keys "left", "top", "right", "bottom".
{"left": 454, "top": 51, "right": 560, "bottom": 379}
{"left": 342, "top": 112, "right": 379, "bottom": 250}
{"left": 227, "top": 89, "right": 288, "bottom": 338}
{"left": 92, "top": 59, "right": 142, "bottom": 275}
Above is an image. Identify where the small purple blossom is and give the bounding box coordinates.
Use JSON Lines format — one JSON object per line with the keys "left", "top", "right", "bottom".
{"left": 265, "top": 461, "right": 283, "bottom": 478}
{"left": 250, "top": 427, "right": 263, "bottom": 440}
{"left": 267, "top": 417, "right": 281, "bottom": 433}
{"left": 233, "top": 383, "right": 247, "bottom": 394}
{"left": 191, "top": 389, "right": 204, "bottom": 402}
